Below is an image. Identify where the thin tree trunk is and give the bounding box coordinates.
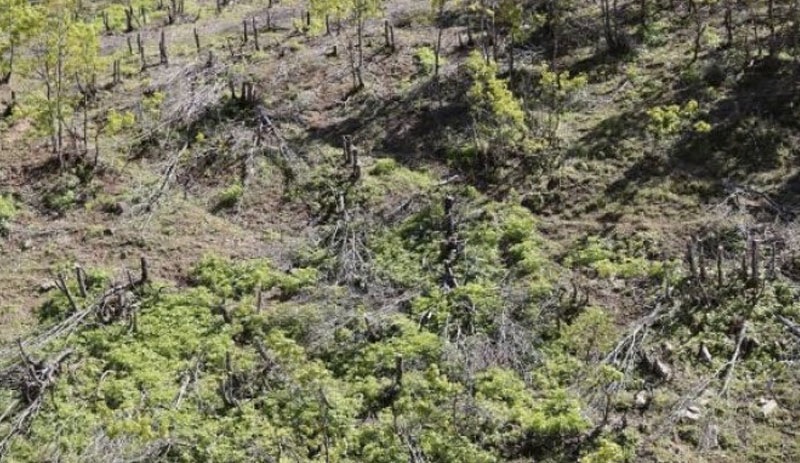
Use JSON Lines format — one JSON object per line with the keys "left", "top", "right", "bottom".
{"left": 357, "top": 18, "right": 364, "bottom": 69}
{"left": 768, "top": 0, "right": 776, "bottom": 54}
{"left": 435, "top": 13, "right": 444, "bottom": 78}
{"left": 508, "top": 34, "right": 514, "bottom": 73}
{"left": 252, "top": 18, "right": 260, "bottom": 50}
{"left": 56, "top": 38, "right": 64, "bottom": 168}
{"left": 82, "top": 94, "right": 88, "bottom": 157}
{"left": 724, "top": 0, "right": 733, "bottom": 48}
{"left": 640, "top": 0, "right": 647, "bottom": 30}
{"left": 549, "top": 0, "right": 559, "bottom": 69}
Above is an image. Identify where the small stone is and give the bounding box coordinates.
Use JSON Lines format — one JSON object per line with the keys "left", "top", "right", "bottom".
{"left": 21, "top": 240, "right": 33, "bottom": 251}
{"left": 103, "top": 201, "right": 126, "bottom": 215}
{"left": 682, "top": 405, "right": 702, "bottom": 422}
{"left": 662, "top": 341, "right": 674, "bottom": 357}
{"left": 759, "top": 398, "right": 778, "bottom": 417}
{"left": 262, "top": 286, "right": 281, "bottom": 300}
{"left": 38, "top": 281, "right": 56, "bottom": 293}
{"left": 698, "top": 389, "right": 715, "bottom": 407}
{"left": 654, "top": 358, "right": 672, "bottom": 380}
{"left": 112, "top": 202, "right": 127, "bottom": 215}
{"left": 635, "top": 390, "right": 650, "bottom": 409}
{"left": 699, "top": 343, "right": 713, "bottom": 364}
{"left": 701, "top": 423, "right": 719, "bottom": 449}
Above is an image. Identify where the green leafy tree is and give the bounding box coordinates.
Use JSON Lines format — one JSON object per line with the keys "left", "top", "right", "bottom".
{"left": 309, "top": 0, "right": 384, "bottom": 89}
{"left": 536, "top": 63, "right": 587, "bottom": 147}
{"left": 19, "top": 0, "right": 101, "bottom": 167}
{"left": 580, "top": 438, "right": 625, "bottom": 463}
{"left": 309, "top": 0, "right": 349, "bottom": 33}
{"left": 0, "top": 0, "right": 41, "bottom": 84}
{"left": 465, "top": 50, "right": 526, "bottom": 170}
{"left": 495, "top": 0, "right": 527, "bottom": 71}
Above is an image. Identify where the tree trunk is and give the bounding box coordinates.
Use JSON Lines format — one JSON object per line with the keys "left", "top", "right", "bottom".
{"left": 435, "top": 18, "right": 444, "bottom": 78}
{"left": 724, "top": 0, "right": 733, "bottom": 48}
{"left": 549, "top": 0, "right": 559, "bottom": 69}
{"left": 56, "top": 41, "right": 64, "bottom": 168}
{"left": 159, "top": 29, "right": 168, "bottom": 66}
{"left": 252, "top": 18, "right": 260, "bottom": 51}
{"left": 508, "top": 34, "right": 514, "bottom": 73}
{"left": 82, "top": 94, "right": 89, "bottom": 157}
{"left": 768, "top": 0, "right": 776, "bottom": 55}
{"left": 347, "top": 40, "right": 363, "bottom": 90}
{"left": 125, "top": 5, "right": 135, "bottom": 32}
{"left": 639, "top": 0, "right": 647, "bottom": 30}
{"left": 491, "top": 1, "right": 498, "bottom": 62}
{"left": 138, "top": 33, "right": 146, "bottom": 71}
{"left": 357, "top": 19, "right": 364, "bottom": 70}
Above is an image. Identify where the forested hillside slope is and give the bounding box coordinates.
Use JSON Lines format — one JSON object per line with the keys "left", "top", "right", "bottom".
{"left": 1, "top": 0, "right": 800, "bottom": 460}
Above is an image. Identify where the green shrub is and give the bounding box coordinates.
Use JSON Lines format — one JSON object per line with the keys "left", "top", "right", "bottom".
{"left": 47, "top": 189, "right": 77, "bottom": 212}
{"left": 369, "top": 158, "right": 399, "bottom": 176}
{"left": 642, "top": 19, "right": 669, "bottom": 47}
{"left": 467, "top": 51, "right": 525, "bottom": 131}
{"left": 580, "top": 438, "right": 626, "bottom": 463}
{"left": 0, "top": 194, "right": 16, "bottom": 236}
{"left": 105, "top": 109, "right": 136, "bottom": 135}
{"left": 560, "top": 307, "right": 618, "bottom": 361}
{"left": 215, "top": 183, "right": 243, "bottom": 210}
{"left": 413, "top": 46, "right": 438, "bottom": 76}
{"left": 474, "top": 368, "right": 588, "bottom": 450}
{"left": 98, "top": 5, "right": 128, "bottom": 32}
{"left": 190, "top": 255, "right": 317, "bottom": 299}
{"left": 567, "top": 236, "right": 665, "bottom": 279}
{"left": 647, "top": 100, "right": 697, "bottom": 137}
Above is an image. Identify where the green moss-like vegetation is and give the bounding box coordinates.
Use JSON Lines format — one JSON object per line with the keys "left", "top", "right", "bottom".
{"left": 3, "top": 253, "right": 594, "bottom": 462}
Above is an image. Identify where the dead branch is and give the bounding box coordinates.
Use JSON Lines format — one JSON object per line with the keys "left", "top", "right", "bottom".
{"left": 54, "top": 272, "right": 79, "bottom": 313}
{"left": 0, "top": 261, "right": 151, "bottom": 370}
{"left": 603, "top": 299, "right": 669, "bottom": 380}
{"left": 721, "top": 322, "right": 747, "bottom": 397}
{"left": 173, "top": 357, "right": 201, "bottom": 409}
{"left": 0, "top": 347, "right": 74, "bottom": 459}
{"left": 776, "top": 314, "right": 800, "bottom": 339}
